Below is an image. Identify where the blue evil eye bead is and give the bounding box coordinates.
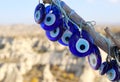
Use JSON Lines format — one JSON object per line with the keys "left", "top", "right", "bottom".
{"left": 106, "top": 66, "right": 119, "bottom": 81}
{"left": 69, "top": 30, "right": 93, "bottom": 57}
{"left": 65, "top": 20, "right": 78, "bottom": 32}
{"left": 88, "top": 45, "right": 102, "bottom": 70}
{"left": 99, "top": 62, "right": 112, "bottom": 75}
{"left": 58, "top": 30, "right": 73, "bottom": 46}
{"left": 58, "top": 20, "right": 78, "bottom": 46}
{"left": 111, "top": 60, "right": 117, "bottom": 66}
{"left": 34, "top": 3, "right": 45, "bottom": 24}
{"left": 41, "top": 5, "right": 62, "bottom": 31}
{"left": 45, "top": 5, "right": 61, "bottom": 15}
{"left": 46, "top": 26, "right": 65, "bottom": 41}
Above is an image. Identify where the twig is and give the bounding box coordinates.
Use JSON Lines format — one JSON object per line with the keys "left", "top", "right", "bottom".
{"left": 42, "top": 0, "right": 51, "bottom": 3}
{"left": 105, "top": 27, "right": 120, "bottom": 49}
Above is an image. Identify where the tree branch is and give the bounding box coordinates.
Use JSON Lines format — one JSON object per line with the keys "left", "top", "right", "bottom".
{"left": 43, "top": 0, "right": 51, "bottom": 3}
{"left": 105, "top": 27, "right": 120, "bottom": 49}
{"left": 42, "top": 0, "right": 117, "bottom": 57}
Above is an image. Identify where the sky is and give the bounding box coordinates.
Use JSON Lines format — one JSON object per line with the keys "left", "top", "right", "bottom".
{"left": 0, "top": 0, "right": 120, "bottom": 25}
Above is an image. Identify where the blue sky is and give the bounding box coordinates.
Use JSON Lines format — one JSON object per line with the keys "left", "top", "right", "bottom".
{"left": 0, "top": 0, "right": 120, "bottom": 25}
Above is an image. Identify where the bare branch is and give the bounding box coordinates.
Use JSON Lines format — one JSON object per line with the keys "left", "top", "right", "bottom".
{"left": 42, "top": 0, "right": 116, "bottom": 57}
{"left": 43, "top": 0, "right": 51, "bottom": 3}
{"left": 105, "top": 27, "right": 120, "bottom": 49}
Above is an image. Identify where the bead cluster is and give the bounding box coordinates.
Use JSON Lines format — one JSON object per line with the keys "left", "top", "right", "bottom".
{"left": 34, "top": 2, "right": 120, "bottom": 81}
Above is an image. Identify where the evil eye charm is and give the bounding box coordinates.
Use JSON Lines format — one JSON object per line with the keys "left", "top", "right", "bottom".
{"left": 46, "top": 26, "right": 65, "bottom": 41}
{"left": 67, "top": 21, "right": 78, "bottom": 32}
{"left": 111, "top": 60, "right": 117, "bottom": 65}
{"left": 58, "top": 30, "right": 72, "bottom": 46}
{"left": 69, "top": 30, "right": 93, "bottom": 57}
{"left": 88, "top": 45, "right": 102, "bottom": 70}
{"left": 58, "top": 20, "right": 78, "bottom": 46}
{"left": 34, "top": 3, "right": 45, "bottom": 24}
{"left": 106, "top": 66, "right": 119, "bottom": 81}
{"left": 99, "top": 62, "right": 111, "bottom": 75}
{"left": 41, "top": 5, "right": 62, "bottom": 31}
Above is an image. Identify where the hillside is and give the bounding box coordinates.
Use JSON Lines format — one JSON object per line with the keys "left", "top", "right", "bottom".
{"left": 0, "top": 24, "right": 119, "bottom": 82}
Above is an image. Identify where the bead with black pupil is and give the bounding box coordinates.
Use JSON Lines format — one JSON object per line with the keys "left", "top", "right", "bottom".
{"left": 41, "top": 5, "right": 62, "bottom": 31}
{"left": 58, "top": 20, "right": 78, "bottom": 46}
{"left": 80, "top": 45, "right": 85, "bottom": 50}
{"left": 106, "top": 65, "right": 119, "bottom": 81}
{"left": 53, "top": 29, "right": 57, "bottom": 33}
{"left": 88, "top": 45, "right": 102, "bottom": 70}
{"left": 65, "top": 37, "right": 69, "bottom": 41}
{"left": 46, "top": 26, "right": 65, "bottom": 41}
{"left": 69, "top": 30, "right": 93, "bottom": 57}
{"left": 58, "top": 30, "right": 72, "bottom": 46}
{"left": 47, "top": 17, "right": 51, "bottom": 22}
{"left": 34, "top": 3, "right": 45, "bottom": 24}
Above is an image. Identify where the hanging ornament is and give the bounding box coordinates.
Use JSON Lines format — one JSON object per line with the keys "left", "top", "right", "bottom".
{"left": 107, "top": 67, "right": 120, "bottom": 81}
{"left": 106, "top": 60, "right": 120, "bottom": 81}
{"left": 69, "top": 30, "right": 93, "bottom": 57}
{"left": 99, "top": 61, "right": 112, "bottom": 75}
{"left": 34, "top": 2, "right": 45, "bottom": 24}
{"left": 88, "top": 45, "right": 102, "bottom": 70}
{"left": 58, "top": 21, "right": 77, "bottom": 46}
{"left": 41, "top": 5, "right": 62, "bottom": 31}
{"left": 58, "top": 30, "right": 72, "bottom": 46}
{"left": 45, "top": 25, "right": 65, "bottom": 41}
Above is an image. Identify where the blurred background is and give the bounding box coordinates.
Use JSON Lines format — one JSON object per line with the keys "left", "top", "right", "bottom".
{"left": 0, "top": 0, "right": 120, "bottom": 82}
